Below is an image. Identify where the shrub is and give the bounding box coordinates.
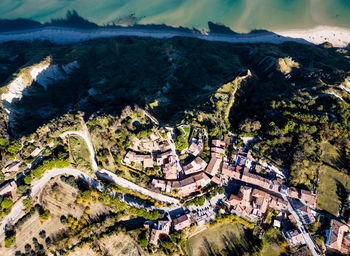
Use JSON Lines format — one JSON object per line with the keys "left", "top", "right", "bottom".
{"left": 1, "top": 199, "right": 13, "bottom": 209}
{"left": 39, "top": 230, "right": 46, "bottom": 239}
{"left": 4, "top": 235, "right": 16, "bottom": 248}
{"left": 24, "top": 175, "right": 33, "bottom": 185}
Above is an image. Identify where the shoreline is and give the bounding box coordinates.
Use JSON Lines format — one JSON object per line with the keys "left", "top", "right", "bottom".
{"left": 0, "top": 25, "right": 349, "bottom": 48}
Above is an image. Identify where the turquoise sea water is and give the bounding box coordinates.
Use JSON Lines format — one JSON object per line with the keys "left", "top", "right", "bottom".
{"left": 0, "top": 0, "right": 350, "bottom": 32}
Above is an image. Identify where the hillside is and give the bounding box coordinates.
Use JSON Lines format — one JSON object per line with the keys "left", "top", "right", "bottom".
{"left": 0, "top": 36, "right": 349, "bottom": 209}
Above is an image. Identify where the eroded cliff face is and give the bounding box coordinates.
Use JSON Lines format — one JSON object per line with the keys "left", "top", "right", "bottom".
{"left": 0, "top": 37, "right": 349, "bottom": 137}
{"left": 0, "top": 56, "right": 79, "bottom": 134}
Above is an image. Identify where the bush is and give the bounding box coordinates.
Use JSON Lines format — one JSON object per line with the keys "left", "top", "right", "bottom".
{"left": 32, "top": 159, "right": 70, "bottom": 179}
{"left": 1, "top": 199, "right": 13, "bottom": 209}
{"left": 39, "top": 230, "right": 46, "bottom": 239}
{"left": 139, "top": 238, "right": 149, "bottom": 248}
{"left": 4, "top": 235, "right": 16, "bottom": 248}
{"left": 24, "top": 175, "right": 33, "bottom": 185}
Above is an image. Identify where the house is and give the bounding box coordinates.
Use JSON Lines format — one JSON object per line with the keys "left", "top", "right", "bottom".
{"left": 296, "top": 205, "right": 316, "bottom": 225}
{"left": 241, "top": 169, "right": 270, "bottom": 190}
{"left": 172, "top": 172, "right": 211, "bottom": 197}
{"left": 0, "top": 180, "right": 17, "bottom": 196}
{"left": 211, "top": 175, "right": 221, "bottom": 185}
{"left": 227, "top": 186, "right": 253, "bottom": 216}
{"left": 172, "top": 214, "right": 192, "bottom": 231}
{"left": 152, "top": 172, "right": 211, "bottom": 197}
{"left": 205, "top": 156, "right": 222, "bottom": 177}
{"left": 222, "top": 161, "right": 241, "bottom": 179}
{"left": 187, "top": 138, "right": 204, "bottom": 156}
{"left": 326, "top": 219, "right": 350, "bottom": 255}
{"left": 183, "top": 157, "right": 207, "bottom": 175}
{"left": 286, "top": 228, "right": 304, "bottom": 245}
{"left": 149, "top": 218, "right": 171, "bottom": 246}
{"left": 123, "top": 151, "right": 153, "bottom": 169}
{"left": 156, "top": 150, "right": 173, "bottom": 166}
{"left": 3, "top": 161, "right": 22, "bottom": 176}
{"left": 30, "top": 146, "right": 42, "bottom": 157}
{"left": 299, "top": 189, "right": 316, "bottom": 208}
{"left": 163, "top": 155, "right": 178, "bottom": 180}
{"left": 288, "top": 187, "right": 299, "bottom": 199}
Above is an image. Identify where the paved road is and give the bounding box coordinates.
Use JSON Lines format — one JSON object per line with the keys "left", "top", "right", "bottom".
{"left": 61, "top": 118, "right": 180, "bottom": 205}
{"left": 283, "top": 195, "right": 319, "bottom": 256}
{"left": 97, "top": 170, "right": 179, "bottom": 205}
{"left": 0, "top": 168, "right": 103, "bottom": 236}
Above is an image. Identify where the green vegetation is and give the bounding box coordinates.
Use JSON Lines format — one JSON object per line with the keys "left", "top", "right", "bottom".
{"left": 32, "top": 158, "right": 70, "bottom": 178}
{"left": 186, "top": 222, "right": 258, "bottom": 256}
{"left": 0, "top": 196, "right": 14, "bottom": 216}
{"left": 317, "top": 165, "right": 350, "bottom": 216}
{"left": 260, "top": 228, "right": 289, "bottom": 256}
{"left": 129, "top": 207, "right": 160, "bottom": 220}
{"left": 68, "top": 135, "right": 91, "bottom": 172}
{"left": 175, "top": 127, "right": 190, "bottom": 152}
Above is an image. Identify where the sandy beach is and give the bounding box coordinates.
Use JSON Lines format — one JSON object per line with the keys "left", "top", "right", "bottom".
{"left": 0, "top": 25, "right": 349, "bottom": 48}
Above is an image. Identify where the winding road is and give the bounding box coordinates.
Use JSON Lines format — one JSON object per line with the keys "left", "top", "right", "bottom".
{"left": 0, "top": 118, "right": 179, "bottom": 235}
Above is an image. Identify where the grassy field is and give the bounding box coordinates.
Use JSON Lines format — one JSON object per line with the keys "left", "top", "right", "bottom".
{"left": 317, "top": 165, "right": 350, "bottom": 216}
{"left": 69, "top": 135, "right": 92, "bottom": 172}
{"left": 260, "top": 228, "right": 287, "bottom": 256}
{"left": 320, "top": 141, "right": 339, "bottom": 166}
{"left": 186, "top": 223, "right": 247, "bottom": 256}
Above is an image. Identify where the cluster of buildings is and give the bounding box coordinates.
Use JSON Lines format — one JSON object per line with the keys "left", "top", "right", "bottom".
{"left": 146, "top": 212, "right": 193, "bottom": 246}
{"left": 151, "top": 139, "right": 228, "bottom": 197}
{"left": 222, "top": 151, "right": 316, "bottom": 209}
{"left": 227, "top": 185, "right": 287, "bottom": 219}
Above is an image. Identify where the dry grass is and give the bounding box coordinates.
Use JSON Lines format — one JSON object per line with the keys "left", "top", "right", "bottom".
{"left": 70, "top": 233, "right": 147, "bottom": 256}
{"left": 0, "top": 177, "right": 111, "bottom": 255}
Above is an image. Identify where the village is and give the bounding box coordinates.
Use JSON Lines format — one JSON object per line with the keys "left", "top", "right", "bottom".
{"left": 122, "top": 123, "right": 350, "bottom": 255}
{"left": 0, "top": 110, "right": 349, "bottom": 255}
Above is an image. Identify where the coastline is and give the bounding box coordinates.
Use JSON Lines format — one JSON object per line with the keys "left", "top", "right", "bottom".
{"left": 0, "top": 25, "right": 349, "bottom": 48}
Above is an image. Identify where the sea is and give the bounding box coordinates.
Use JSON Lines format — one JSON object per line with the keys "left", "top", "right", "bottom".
{"left": 0, "top": 0, "right": 350, "bottom": 32}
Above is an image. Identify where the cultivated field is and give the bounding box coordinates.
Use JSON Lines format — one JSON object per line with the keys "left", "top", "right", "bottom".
{"left": 0, "top": 177, "right": 111, "bottom": 255}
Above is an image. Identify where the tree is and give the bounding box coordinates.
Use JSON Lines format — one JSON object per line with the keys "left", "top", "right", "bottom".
{"left": 139, "top": 238, "right": 149, "bottom": 248}
{"left": 1, "top": 199, "right": 13, "bottom": 209}
{"left": 23, "top": 197, "right": 32, "bottom": 208}
{"left": 39, "top": 230, "right": 46, "bottom": 239}
{"left": 5, "top": 235, "right": 16, "bottom": 248}
{"left": 24, "top": 175, "right": 33, "bottom": 185}
{"left": 17, "top": 185, "right": 28, "bottom": 195}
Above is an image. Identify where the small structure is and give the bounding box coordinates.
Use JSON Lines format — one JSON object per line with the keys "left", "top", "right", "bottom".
{"left": 123, "top": 151, "right": 153, "bottom": 169}
{"left": 285, "top": 228, "right": 304, "bottom": 246}
{"left": 151, "top": 172, "right": 211, "bottom": 197}
{"left": 172, "top": 214, "right": 192, "bottom": 231}
{"left": 183, "top": 157, "right": 207, "bottom": 175}
{"left": 149, "top": 218, "right": 171, "bottom": 246}
{"left": 3, "top": 161, "right": 22, "bottom": 176}
{"left": 299, "top": 189, "right": 317, "bottom": 209}
{"left": 296, "top": 205, "right": 316, "bottom": 225}
{"left": 187, "top": 138, "right": 204, "bottom": 156}
{"left": 205, "top": 140, "right": 225, "bottom": 177}
{"left": 30, "top": 146, "right": 42, "bottom": 157}
{"left": 0, "top": 180, "right": 17, "bottom": 196}
{"left": 326, "top": 219, "right": 350, "bottom": 255}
